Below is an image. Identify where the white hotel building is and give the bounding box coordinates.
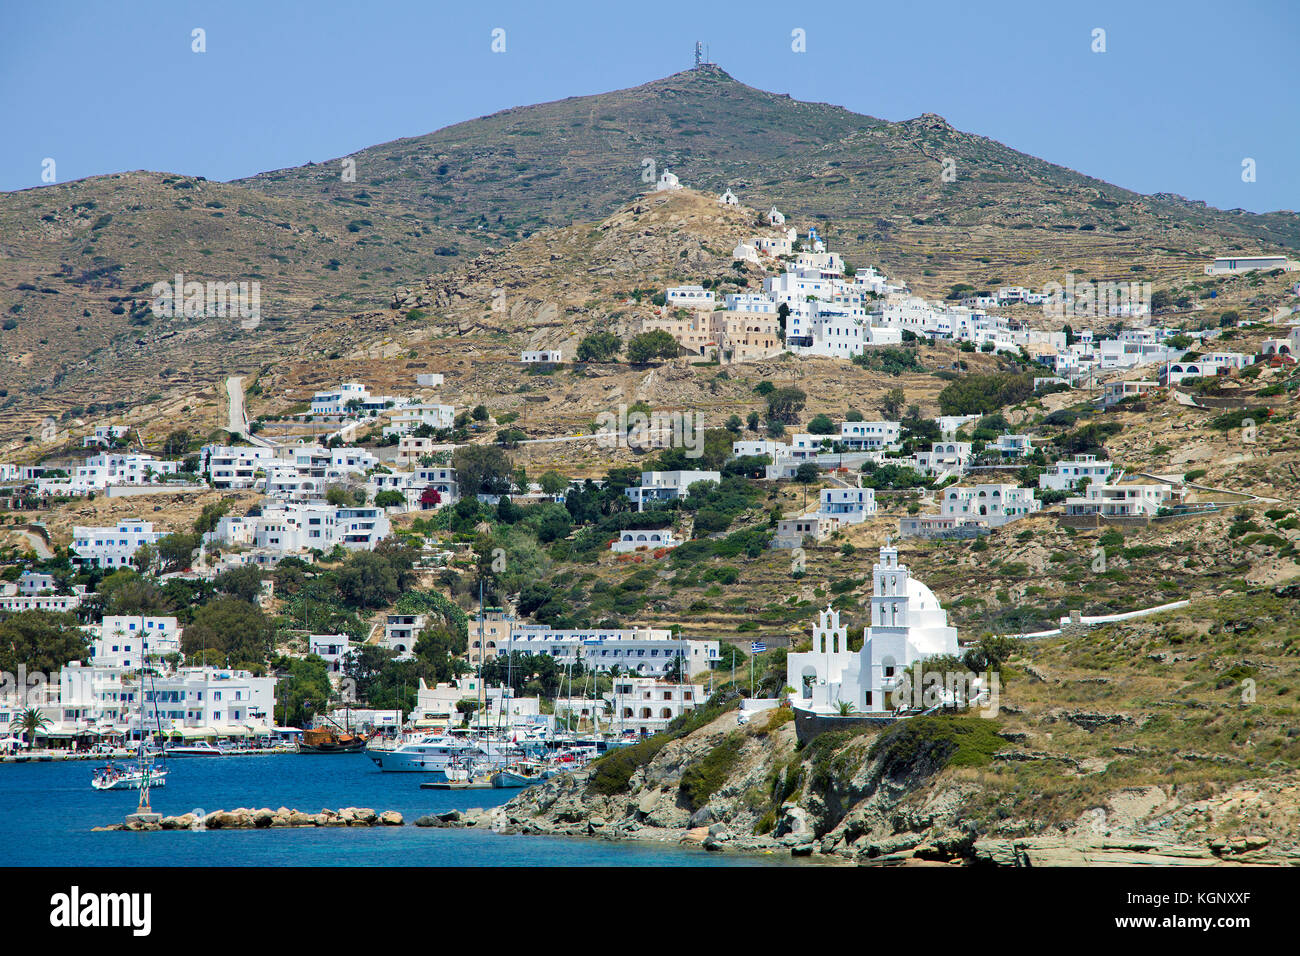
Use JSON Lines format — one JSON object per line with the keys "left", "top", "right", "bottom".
{"left": 87, "top": 616, "right": 182, "bottom": 669}
{"left": 202, "top": 445, "right": 276, "bottom": 489}
{"left": 38, "top": 452, "right": 179, "bottom": 496}
{"left": 503, "top": 623, "right": 720, "bottom": 677}
{"left": 1038, "top": 455, "right": 1114, "bottom": 492}
{"left": 818, "top": 487, "right": 877, "bottom": 525}
{"left": 937, "top": 483, "right": 1041, "bottom": 527}
{"left": 71, "top": 520, "right": 164, "bottom": 569}
{"left": 13, "top": 663, "right": 278, "bottom": 743}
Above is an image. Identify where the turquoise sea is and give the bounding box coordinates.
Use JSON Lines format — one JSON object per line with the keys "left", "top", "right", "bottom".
{"left": 0, "top": 754, "right": 788, "bottom": 866}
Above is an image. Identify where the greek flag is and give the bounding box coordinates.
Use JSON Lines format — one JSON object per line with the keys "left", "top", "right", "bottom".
{"left": 749, "top": 641, "right": 766, "bottom": 653}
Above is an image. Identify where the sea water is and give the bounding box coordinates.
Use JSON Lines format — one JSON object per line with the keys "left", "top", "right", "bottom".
{"left": 0, "top": 754, "right": 789, "bottom": 866}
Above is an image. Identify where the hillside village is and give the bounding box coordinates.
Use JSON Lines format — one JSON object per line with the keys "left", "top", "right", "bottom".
{"left": 2, "top": 65, "right": 1299, "bottom": 867}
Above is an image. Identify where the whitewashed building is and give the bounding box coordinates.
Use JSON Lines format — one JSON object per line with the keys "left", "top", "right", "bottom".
{"left": 611, "top": 528, "right": 678, "bottom": 553}
{"left": 309, "top": 634, "right": 354, "bottom": 674}
{"left": 787, "top": 545, "right": 959, "bottom": 714}
{"left": 1204, "top": 254, "right": 1293, "bottom": 275}
{"left": 937, "top": 483, "right": 1041, "bottom": 527}
{"left": 666, "top": 285, "right": 716, "bottom": 310}
{"left": 773, "top": 514, "right": 838, "bottom": 549}
{"left": 607, "top": 678, "right": 703, "bottom": 736}
{"left": 88, "top": 616, "right": 182, "bottom": 669}
{"left": 382, "top": 614, "right": 426, "bottom": 659}
{"left": 625, "top": 470, "right": 720, "bottom": 511}
{"left": 521, "top": 350, "right": 563, "bottom": 363}
{"left": 71, "top": 520, "right": 164, "bottom": 569}
{"left": 818, "top": 487, "right": 877, "bottom": 525}
{"left": 1038, "top": 455, "right": 1114, "bottom": 492}
{"left": 202, "top": 444, "right": 276, "bottom": 489}
{"left": 38, "top": 453, "right": 179, "bottom": 496}
{"left": 1065, "top": 483, "right": 1173, "bottom": 518}
{"left": 382, "top": 404, "right": 455, "bottom": 438}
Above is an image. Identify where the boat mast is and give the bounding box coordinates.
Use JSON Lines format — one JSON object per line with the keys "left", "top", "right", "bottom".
{"left": 136, "top": 652, "right": 152, "bottom": 814}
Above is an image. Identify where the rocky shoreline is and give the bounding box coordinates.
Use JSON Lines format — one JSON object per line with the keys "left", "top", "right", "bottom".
{"left": 416, "top": 782, "right": 1298, "bottom": 866}
{"left": 94, "top": 806, "right": 405, "bottom": 832}
{"left": 414, "top": 701, "right": 1300, "bottom": 867}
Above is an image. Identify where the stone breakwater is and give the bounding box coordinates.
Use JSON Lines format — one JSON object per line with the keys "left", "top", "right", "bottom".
{"left": 94, "top": 807, "right": 405, "bottom": 832}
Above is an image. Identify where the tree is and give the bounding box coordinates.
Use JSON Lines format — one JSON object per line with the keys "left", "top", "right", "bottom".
{"left": 452, "top": 444, "right": 514, "bottom": 496}
{"left": 538, "top": 470, "right": 569, "bottom": 496}
{"left": 0, "top": 611, "right": 89, "bottom": 675}
{"left": 273, "top": 655, "right": 333, "bottom": 728}
{"left": 766, "top": 386, "right": 806, "bottom": 424}
{"left": 9, "top": 708, "right": 50, "bottom": 751}
{"left": 214, "top": 565, "right": 265, "bottom": 604}
{"left": 132, "top": 542, "right": 157, "bottom": 573}
{"left": 576, "top": 330, "right": 621, "bottom": 362}
{"left": 806, "top": 413, "right": 836, "bottom": 435}
{"left": 156, "top": 532, "right": 199, "bottom": 573}
{"left": 181, "top": 597, "right": 274, "bottom": 666}
{"left": 625, "top": 330, "right": 678, "bottom": 363}
{"left": 794, "top": 462, "right": 819, "bottom": 509}
{"left": 471, "top": 404, "right": 490, "bottom": 422}
{"left": 162, "top": 429, "right": 192, "bottom": 458}
{"left": 746, "top": 411, "right": 760, "bottom": 432}
{"left": 880, "top": 387, "right": 906, "bottom": 420}
{"left": 194, "top": 499, "right": 231, "bottom": 534}
{"left": 326, "top": 484, "right": 364, "bottom": 507}
{"left": 97, "top": 570, "right": 170, "bottom": 616}
{"left": 725, "top": 414, "right": 743, "bottom": 434}
{"left": 335, "top": 552, "right": 401, "bottom": 610}
{"left": 374, "top": 490, "right": 405, "bottom": 509}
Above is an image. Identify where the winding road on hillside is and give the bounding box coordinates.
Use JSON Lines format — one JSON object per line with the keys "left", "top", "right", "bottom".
{"left": 225, "top": 376, "right": 275, "bottom": 448}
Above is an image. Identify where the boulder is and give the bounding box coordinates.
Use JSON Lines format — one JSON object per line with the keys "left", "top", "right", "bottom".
{"left": 774, "top": 805, "right": 814, "bottom": 844}
{"left": 680, "top": 826, "right": 709, "bottom": 844}
{"left": 688, "top": 806, "right": 715, "bottom": 828}
{"left": 379, "top": 811, "right": 404, "bottom": 826}
{"left": 253, "top": 809, "right": 276, "bottom": 828}
{"left": 636, "top": 790, "right": 663, "bottom": 817}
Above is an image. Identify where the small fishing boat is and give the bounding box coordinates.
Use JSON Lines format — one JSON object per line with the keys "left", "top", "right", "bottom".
{"left": 489, "top": 760, "right": 549, "bottom": 788}
{"left": 91, "top": 762, "right": 169, "bottom": 791}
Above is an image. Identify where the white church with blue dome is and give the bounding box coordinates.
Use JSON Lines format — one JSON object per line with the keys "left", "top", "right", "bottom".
{"left": 787, "top": 542, "right": 959, "bottom": 714}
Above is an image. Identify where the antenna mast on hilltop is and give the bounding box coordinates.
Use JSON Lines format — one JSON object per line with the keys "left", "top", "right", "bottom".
{"left": 694, "top": 41, "right": 712, "bottom": 69}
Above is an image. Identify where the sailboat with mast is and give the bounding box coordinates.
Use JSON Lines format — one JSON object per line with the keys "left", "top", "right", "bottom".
{"left": 92, "top": 652, "right": 169, "bottom": 791}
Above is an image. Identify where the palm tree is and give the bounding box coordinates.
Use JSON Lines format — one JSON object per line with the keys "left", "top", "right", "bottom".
{"left": 836, "top": 699, "right": 857, "bottom": 716}
{"left": 11, "top": 708, "right": 51, "bottom": 751}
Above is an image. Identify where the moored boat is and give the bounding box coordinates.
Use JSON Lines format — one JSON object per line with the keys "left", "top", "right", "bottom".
{"left": 164, "top": 741, "right": 225, "bottom": 757}
{"left": 92, "top": 763, "right": 169, "bottom": 791}
{"left": 299, "top": 727, "right": 367, "bottom": 754}
{"left": 490, "top": 760, "right": 549, "bottom": 788}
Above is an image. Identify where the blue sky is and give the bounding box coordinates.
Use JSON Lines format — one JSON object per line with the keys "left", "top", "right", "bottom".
{"left": 2, "top": 0, "right": 1295, "bottom": 212}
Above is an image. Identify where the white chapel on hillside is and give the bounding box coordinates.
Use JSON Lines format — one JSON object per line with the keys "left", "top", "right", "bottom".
{"left": 786, "top": 543, "right": 959, "bottom": 714}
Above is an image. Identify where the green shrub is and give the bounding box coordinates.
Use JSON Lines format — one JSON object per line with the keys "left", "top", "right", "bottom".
{"left": 679, "top": 735, "right": 743, "bottom": 810}
{"left": 867, "top": 716, "right": 1003, "bottom": 780}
